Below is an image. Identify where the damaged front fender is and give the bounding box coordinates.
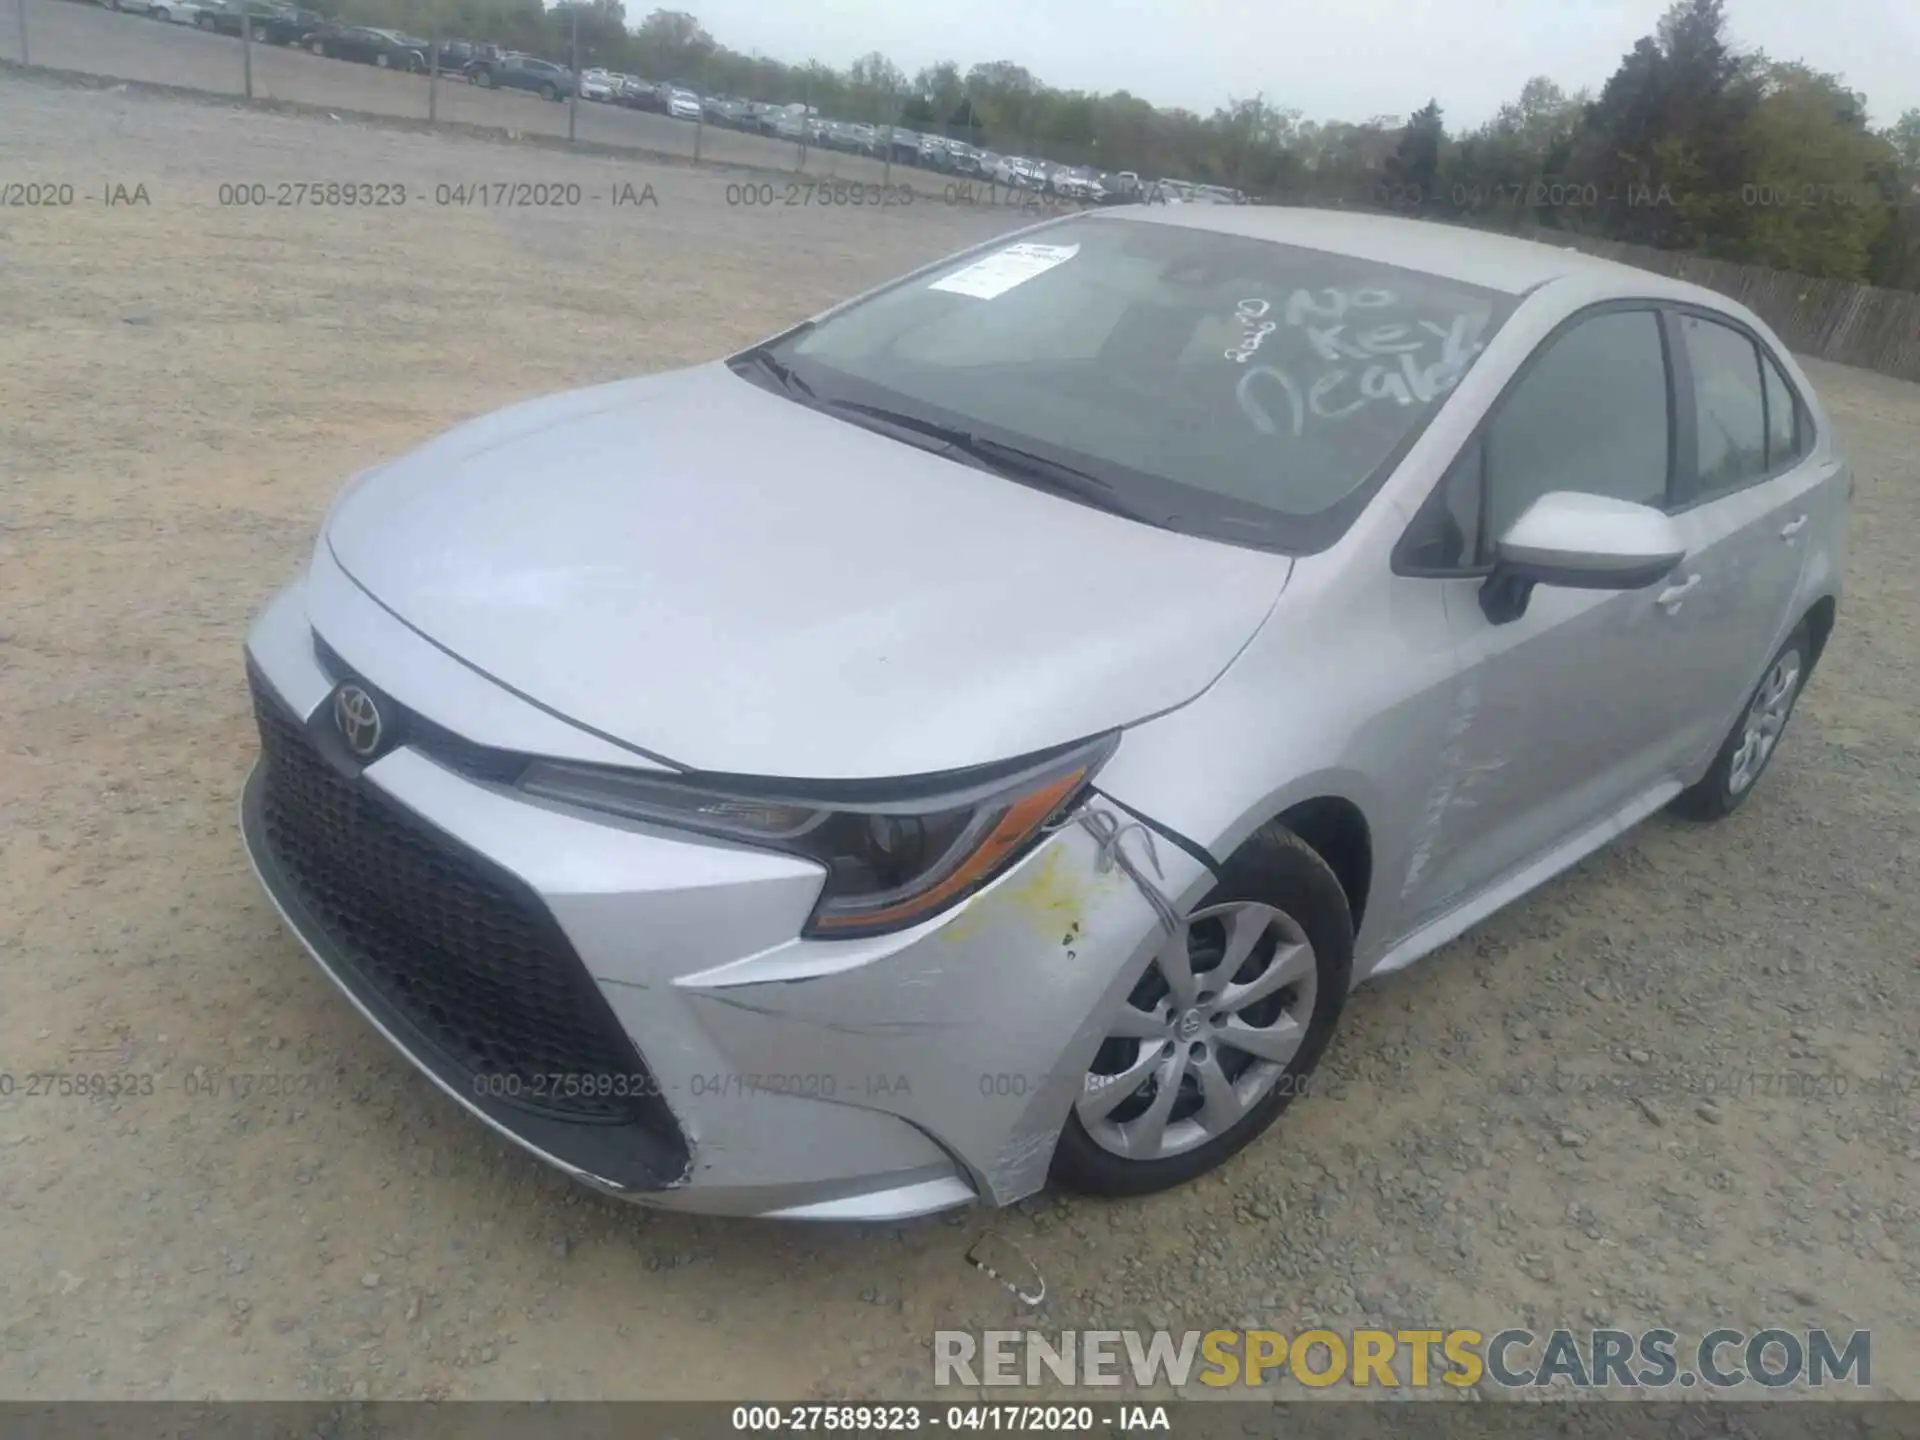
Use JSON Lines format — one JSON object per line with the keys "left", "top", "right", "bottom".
{"left": 675, "top": 811, "right": 1209, "bottom": 1205}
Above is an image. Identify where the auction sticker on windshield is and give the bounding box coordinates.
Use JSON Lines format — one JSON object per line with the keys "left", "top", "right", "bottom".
{"left": 930, "top": 243, "right": 1080, "bottom": 299}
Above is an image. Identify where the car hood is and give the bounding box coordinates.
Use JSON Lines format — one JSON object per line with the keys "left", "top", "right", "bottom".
{"left": 323, "top": 363, "right": 1292, "bottom": 780}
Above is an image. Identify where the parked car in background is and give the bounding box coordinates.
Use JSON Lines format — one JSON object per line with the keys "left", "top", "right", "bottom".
{"left": 579, "top": 69, "right": 616, "bottom": 101}
{"left": 470, "top": 54, "right": 575, "bottom": 100}
{"left": 992, "top": 155, "right": 1040, "bottom": 186}
{"left": 663, "top": 86, "right": 702, "bottom": 120}
{"left": 302, "top": 25, "right": 428, "bottom": 70}
{"left": 619, "top": 77, "right": 662, "bottom": 110}
{"left": 945, "top": 142, "right": 986, "bottom": 176}
{"left": 459, "top": 40, "right": 505, "bottom": 72}
{"left": 261, "top": 5, "right": 321, "bottom": 42}
{"left": 703, "top": 96, "right": 750, "bottom": 128}
{"left": 430, "top": 40, "right": 479, "bottom": 73}
{"left": 98, "top": 0, "right": 161, "bottom": 16}
{"left": 1052, "top": 170, "right": 1103, "bottom": 202}
{"left": 147, "top": 0, "right": 215, "bottom": 23}
{"left": 194, "top": 0, "right": 280, "bottom": 34}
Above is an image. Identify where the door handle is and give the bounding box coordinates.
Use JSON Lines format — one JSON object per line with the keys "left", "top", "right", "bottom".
{"left": 1780, "top": 514, "right": 1808, "bottom": 538}
{"left": 1655, "top": 573, "right": 1701, "bottom": 612}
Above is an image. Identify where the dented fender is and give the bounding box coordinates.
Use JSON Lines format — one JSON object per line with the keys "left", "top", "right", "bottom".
{"left": 675, "top": 816, "right": 1209, "bottom": 1205}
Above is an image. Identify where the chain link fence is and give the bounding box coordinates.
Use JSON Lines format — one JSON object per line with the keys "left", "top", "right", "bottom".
{"left": 0, "top": 0, "right": 1018, "bottom": 187}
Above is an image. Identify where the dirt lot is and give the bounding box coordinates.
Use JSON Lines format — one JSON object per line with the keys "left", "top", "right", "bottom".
{"left": 3, "top": 73, "right": 1918, "bottom": 1403}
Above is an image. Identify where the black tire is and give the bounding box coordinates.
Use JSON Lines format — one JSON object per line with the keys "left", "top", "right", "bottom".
{"left": 1670, "top": 624, "right": 1812, "bottom": 822}
{"left": 539, "top": 81, "right": 556, "bottom": 101}
{"left": 1049, "top": 824, "right": 1353, "bottom": 1198}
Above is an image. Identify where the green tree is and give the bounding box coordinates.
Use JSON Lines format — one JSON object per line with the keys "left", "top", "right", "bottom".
{"left": 1386, "top": 99, "right": 1443, "bottom": 209}
{"left": 1732, "top": 61, "right": 1891, "bottom": 277}
{"left": 631, "top": 8, "right": 711, "bottom": 81}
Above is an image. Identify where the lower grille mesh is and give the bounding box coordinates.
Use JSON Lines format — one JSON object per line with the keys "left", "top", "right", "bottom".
{"left": 250, "top": 676, "right": 657, "bottom": 1124}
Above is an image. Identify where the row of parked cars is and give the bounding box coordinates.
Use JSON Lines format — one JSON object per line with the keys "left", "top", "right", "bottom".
{"left": 99, "top": 0, "right": 452, "bottom": 66}
{"left": 96, "top": 1, "right": 588, "bottom": 90}
{"left": 91, "top": 0, "right": 1257, "bottom": 201}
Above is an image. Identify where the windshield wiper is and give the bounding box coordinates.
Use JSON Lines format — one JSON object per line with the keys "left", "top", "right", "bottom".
{"left": 730, "top": 346, "right": 816, "bottom": 400}
{"left": 824, "top": 400, "right": 1172, "bottom": 528}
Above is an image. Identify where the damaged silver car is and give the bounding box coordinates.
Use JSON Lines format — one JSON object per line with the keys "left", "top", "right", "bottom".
{"left": 240, "top": 206, "right": 1848, "bottom": 1218}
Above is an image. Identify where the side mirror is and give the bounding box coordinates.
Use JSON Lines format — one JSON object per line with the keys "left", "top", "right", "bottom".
{"left": 1479, "top": 491, "right": 1686, "bottom": 626}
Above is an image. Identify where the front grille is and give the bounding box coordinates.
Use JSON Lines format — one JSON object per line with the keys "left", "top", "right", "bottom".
{"left": 249, "top": 674, "right": 656, "bottom": 1124}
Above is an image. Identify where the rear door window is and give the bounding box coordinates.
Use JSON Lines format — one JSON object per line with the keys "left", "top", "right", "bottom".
{"left": 1761, "top": 353, "right": 1805, "bottom": 468}
{"left": 1677, "top": 313, "right": 1769, "bottom": 497}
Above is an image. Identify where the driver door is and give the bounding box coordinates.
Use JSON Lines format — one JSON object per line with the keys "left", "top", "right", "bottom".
{"left": 1398, "top": 304, "right": 1692, "bottom": 921}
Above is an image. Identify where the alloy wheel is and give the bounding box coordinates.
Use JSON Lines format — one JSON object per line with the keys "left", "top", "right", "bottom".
{"left": 1727, "top": 651, "right": 1801, "bottom": 795}
{"left": 1078, "top": 900, "right": 1317, "bottom": 1162}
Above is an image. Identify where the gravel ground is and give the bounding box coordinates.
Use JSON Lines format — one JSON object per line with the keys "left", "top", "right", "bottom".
{"left": 2, "top": 74, "right": 1918, "bottom": 1403}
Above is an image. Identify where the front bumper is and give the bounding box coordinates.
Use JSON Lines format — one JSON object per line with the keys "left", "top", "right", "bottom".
{"left": 238, "top": 566, "right": 1200, "bottom": 1219}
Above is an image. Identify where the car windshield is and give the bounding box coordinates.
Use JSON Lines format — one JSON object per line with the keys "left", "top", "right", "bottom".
{"left": 759, "top": 213, "right": 1517, "bottom": 553}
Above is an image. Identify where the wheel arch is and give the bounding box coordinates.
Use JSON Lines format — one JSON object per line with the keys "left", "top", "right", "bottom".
{"left": 1799, "top": 593, "right": 1838, "bottom": 677}
{"left": 1198, "top": 787, "right": 1375, "bottom": 936}
{"left": 1264, "top": 795, "right": 1374, "bottom": 934}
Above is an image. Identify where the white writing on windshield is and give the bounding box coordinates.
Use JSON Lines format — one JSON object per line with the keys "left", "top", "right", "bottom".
{"left": 1227, "top": 284, "right": 1490, "bottom": 438}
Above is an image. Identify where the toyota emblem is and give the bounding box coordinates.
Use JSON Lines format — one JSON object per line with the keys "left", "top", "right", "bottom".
{"left": 333, "top": 683, "right": 384, "bottom": 758}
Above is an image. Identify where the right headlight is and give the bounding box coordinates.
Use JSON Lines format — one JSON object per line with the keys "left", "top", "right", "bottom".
{"left": 519, "top": 732, "right": 1117, "bottom": 939}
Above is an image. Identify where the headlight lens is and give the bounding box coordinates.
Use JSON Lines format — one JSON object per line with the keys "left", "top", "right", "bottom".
{"left": 518, "top": 733, "right": 1116, "bottom": 938}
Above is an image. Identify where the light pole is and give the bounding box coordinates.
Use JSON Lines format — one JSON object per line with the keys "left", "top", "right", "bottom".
{"left": 567, "top": 3, "right": 579, "bottom": 143}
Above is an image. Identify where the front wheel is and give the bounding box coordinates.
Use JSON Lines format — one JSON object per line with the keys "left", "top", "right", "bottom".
{"left": 1050, "top": 825, "right": 1352, "bottom": 1197}
{"left": 1670, "top": 625, "right": 1811, "bottom": 821}
{"left": 539, "top": 82, "right": 557, "bottom": 100}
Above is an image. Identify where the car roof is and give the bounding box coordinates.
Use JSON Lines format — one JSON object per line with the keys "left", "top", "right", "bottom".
{"left": 1102, "top": 205, "right": 1727, "bottom": 301}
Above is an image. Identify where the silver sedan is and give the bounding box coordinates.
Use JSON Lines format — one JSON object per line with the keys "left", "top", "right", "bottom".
{"left": 239, "top": 207, "right": 1848, "bottom": 1219}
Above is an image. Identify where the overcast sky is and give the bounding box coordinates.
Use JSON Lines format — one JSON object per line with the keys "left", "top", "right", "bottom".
{"left": 676, "top": 0, "right": 1919, "bottom": 130}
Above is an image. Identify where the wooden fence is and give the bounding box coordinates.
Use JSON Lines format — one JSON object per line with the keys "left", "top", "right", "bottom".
{"left": 1541, "top": 234, "right": 1920, "bottom": 383}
